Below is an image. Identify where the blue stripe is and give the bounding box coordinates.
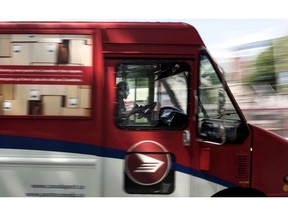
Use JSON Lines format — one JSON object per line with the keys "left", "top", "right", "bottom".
{"left": 0, "top": 135, "right": 235, "bottom": 188}
{"left": 0, "top": 135, "right": 126, "bottom": 159}
{"left": 172, "top": 163, "right": 237, "bottom": 188}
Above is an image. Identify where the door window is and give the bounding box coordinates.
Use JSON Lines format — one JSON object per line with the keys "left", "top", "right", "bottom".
{"left": 115, "top": 61, "right": 190, "bottom": 129}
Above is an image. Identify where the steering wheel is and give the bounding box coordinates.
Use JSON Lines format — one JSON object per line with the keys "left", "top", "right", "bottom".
{"left": 137, "top": 102, "right": 157, "bottom": 119}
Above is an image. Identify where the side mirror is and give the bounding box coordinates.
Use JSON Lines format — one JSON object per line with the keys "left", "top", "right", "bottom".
{"left": 200, "top": 120, "right": 226, "bottom": 145}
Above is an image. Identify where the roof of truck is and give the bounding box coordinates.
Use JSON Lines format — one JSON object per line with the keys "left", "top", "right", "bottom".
{"left": 0, "top": 22, "right": 205, "bottom": 46}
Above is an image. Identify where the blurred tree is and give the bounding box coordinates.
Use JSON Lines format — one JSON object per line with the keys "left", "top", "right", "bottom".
{"left": 273, "top": 36, "right": 288, "bottom": 92}
{"left": 246, "top": 46, "right": 276, "bottom": 91}
{"left": 273, "top": 36, "right": 288, "bottom": 72}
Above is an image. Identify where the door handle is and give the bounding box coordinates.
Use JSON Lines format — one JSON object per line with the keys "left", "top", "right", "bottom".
{"left": 183, "top": 130, "right": 190, "bottom": 146}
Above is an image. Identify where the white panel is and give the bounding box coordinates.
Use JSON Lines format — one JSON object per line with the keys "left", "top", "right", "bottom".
{"left": 102, "top": 157, "right": 191, "bottom": 197}
{"left": 0, "top": 150, "right": 227, "bottom": 197}
{"left": 190, "top": 175, "right": 226, "bottom": 196}
{"left": 0, "top": 149, "right": 101, "bottom": 197}
{"left": 103, "top": 157, "right": 126, "bottom": 196}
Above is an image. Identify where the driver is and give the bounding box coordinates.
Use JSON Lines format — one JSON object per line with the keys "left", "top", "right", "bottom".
{"left": 116, "top": 81, "right": 130, "bottom": 116}
{"left": 116, "top": 81, "right": 156, "bottom": 123}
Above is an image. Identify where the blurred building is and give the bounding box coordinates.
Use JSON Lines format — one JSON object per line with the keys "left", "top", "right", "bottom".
{"left": 222, "top": 35, "right": 288, "bottom": 137}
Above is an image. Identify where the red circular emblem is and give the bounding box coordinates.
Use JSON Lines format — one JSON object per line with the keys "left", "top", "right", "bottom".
{"left": 125, "top": 141, "right": 171, "bottom": 186}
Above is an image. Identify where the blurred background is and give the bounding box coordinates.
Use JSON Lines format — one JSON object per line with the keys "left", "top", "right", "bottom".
{"left": 191, "top": 19, "right": 288, "bottom": 137}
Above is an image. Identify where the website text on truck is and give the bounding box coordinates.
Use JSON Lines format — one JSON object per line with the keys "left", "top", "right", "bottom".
{"left": 0, "top": 22, "right": 287, "bottom": 197}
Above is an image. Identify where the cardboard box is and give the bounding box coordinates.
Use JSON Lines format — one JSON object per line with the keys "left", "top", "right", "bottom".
{"left": 69, "top": 40, "right": 92, "bottom": 66}
{"left": 61, "top": 108, "right": 90, "bottom": 116}
{"left": 15, "top": 84, "right": 41, "bottom": 100}
{"left": 11, "top": 34, "right": 38, "bottom": 42}
{"left": 82, "top": 44, "right": 92, "bottom": 66}
{"left": 79, "top": 88, "right": 90, "bottom": 108}
{"left": 11, "top": 43, "right": 31, "bottom": 65}
{"left": 3, "top": 100, "right": 27, "bottom": 115}
{"left": 37, "top": 35, "right": 61, "bottom": 43}
{"left": 42, "top": 85, "right": 65, "bottom": 95}
{"left": 65, "top": 85, "right": 78, "bottom": 98}
{"left": 42, "top": 95, "right": 63, "bottom": 115}
{"left": 0, "top": 95, "right": 3, "bottom": 115}
{"left": 0, "top": 57, "right": 11, "bottom": 65}
{"left": 62, "top": 35, "right": 91, "bottom": 41}
{"left": 31, "top": 43, "right": 57, "bottom": 64}
{"left": 0, "top": 84, "right": 14, "bottom": 100}
{"left": 0, "top": 38, "right": 11, "bottom": 57}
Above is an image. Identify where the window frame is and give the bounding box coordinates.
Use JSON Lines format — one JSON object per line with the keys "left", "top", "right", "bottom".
{"left": 114, "top": 60, "right": 191, "bottom": 130}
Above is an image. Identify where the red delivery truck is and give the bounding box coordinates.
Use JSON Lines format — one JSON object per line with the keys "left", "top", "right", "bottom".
{"left": 0, "top": 22, "right": 286, "bottom": 196}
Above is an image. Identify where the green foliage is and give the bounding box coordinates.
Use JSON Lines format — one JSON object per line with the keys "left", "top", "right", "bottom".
{"left": 273, "top": 36, "right": 288, "bottom": 73}
{"left": 246, "top": 46, "right": 276, "bottom": 90}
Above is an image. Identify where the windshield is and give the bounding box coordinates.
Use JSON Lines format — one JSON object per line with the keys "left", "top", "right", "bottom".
{"left": 199, "top": 55, "right": 240, "bottom": 121}
{"left": 198, "top": 55, "right": 249, "bottom": 144}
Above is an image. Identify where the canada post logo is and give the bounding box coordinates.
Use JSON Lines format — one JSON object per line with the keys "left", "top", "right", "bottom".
{"left": 125, "top": 141, "right": 171, "bottom": 186}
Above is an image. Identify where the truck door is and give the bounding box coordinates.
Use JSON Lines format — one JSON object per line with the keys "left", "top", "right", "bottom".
{"left": 104, "top": 59, "right": 195, "bottom": 196}
{"left": 195, "top": 51, "right": 252, "bottom": 195}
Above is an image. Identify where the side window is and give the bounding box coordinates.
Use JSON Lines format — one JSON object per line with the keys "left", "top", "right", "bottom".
{"left": 198, "top": 55, "right": 249, "bottom": 144}
{"left": 115, "top": 61, "right": 190, "bottom": 129}
{"left": 0, "top": 34, "right": 92, "bottom": 116}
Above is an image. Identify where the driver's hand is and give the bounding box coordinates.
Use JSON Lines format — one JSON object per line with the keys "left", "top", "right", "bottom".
{"left": 130, "top": 104, "right": 143, "bottom": 115}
